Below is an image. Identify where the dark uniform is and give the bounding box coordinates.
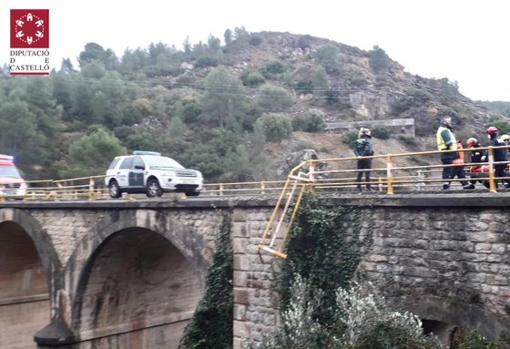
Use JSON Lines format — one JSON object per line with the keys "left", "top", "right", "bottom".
{"left": 354, "top": 135, "right": 374, "bottom": 191}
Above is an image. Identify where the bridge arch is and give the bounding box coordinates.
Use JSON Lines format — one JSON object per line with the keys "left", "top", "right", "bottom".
{"left": 0, "top": 208, "right": 60, "bottom": 348}
{"left": 66, "top": 209, "right": 209, "bottom": 347}
{"left": 392, "top": 294, "right": 510, "bottom": 341}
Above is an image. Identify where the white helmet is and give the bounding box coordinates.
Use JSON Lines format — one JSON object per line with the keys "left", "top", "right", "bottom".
{"left": 358, "top": 127, "right": 371, "bottom": 138}
{"left": 501, "top": 134, "right": 510, "bottom": 143}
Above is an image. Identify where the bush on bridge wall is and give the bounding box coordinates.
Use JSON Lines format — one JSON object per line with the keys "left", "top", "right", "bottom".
{"left": 279, "top": 194, "right": 367, "bottom": 328}
{"left": 180, "top": 214, "right": 233, "bottom": 349}
{"left": 255, "top": 194, "right": 442, "bottom": 348}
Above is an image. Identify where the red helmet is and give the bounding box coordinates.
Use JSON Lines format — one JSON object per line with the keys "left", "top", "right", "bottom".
{"left": 487, "top": 126, "right": 498, "bottom": 136}
{"left": 466, "top": 137, "right": 478, "bottom": 147}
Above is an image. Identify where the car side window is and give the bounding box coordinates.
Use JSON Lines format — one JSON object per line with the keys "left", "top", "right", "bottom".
{"left": 133, "top": 156, "right": 145, "bottom": 170}
{"left": 108, "top": 158, "right": 120, "bottom": 170}
{"left": 120, "top": 157, "right": 134, "bottom": 170}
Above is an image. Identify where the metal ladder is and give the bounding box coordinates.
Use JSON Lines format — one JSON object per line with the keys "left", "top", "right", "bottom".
{"left": 258, "top": 163, "right": 314, "bottom": 259}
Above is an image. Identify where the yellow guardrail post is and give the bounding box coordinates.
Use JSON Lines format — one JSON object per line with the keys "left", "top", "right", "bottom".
{"left": 417, "top": 170, "right": 423, "bottom": 191}
{"left": 386, "top": 155, "right": 394, "bottom": 195}
{"left": 488, "top": 146, "right": 497, "bottom": 193}
{"left": 308, "top": 161, "right": 315, "bottom": 182}
{"left": 88, "top": 177, "right": 96, "bottom": 201}
{"left": 219, "top": 183, "right": 224, "bottom": 196}
{"left": 378, "top": 177, "right": 382, "bottom": 192}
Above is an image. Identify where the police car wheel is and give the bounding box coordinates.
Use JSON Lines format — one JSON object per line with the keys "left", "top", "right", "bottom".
{"left": 146, "top": 178, "right": 163, "bottom": 197}
{"left": 185, "top": 191, "right": 200, "bottom": 197}
{"left": 109, "top": 180, "right": 121, "bottom": 198}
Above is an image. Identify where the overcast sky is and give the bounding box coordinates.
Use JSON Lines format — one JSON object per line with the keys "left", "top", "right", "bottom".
{"left": 3, "top": 0, "right": 509, "bottom": 101}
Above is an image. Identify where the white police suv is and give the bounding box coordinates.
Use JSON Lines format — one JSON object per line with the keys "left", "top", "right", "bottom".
{"left": 105, "top": 151, "right": 203, "bottom": 198}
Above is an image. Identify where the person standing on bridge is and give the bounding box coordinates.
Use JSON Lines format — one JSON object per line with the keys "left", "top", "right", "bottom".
{"left": 450, "top": 139, "right": 474, "bottom": 189}
{"left": 436, "top": 116, "right": 459, "bottom": 190}
{"left": 466, "top": 137, "right": 489, "bottom": 189}
{"left": 354, "top": 127, "right": 374, "bottom": 193}
{"left": 487, "top": 126, "right": 510, "bottom": 188}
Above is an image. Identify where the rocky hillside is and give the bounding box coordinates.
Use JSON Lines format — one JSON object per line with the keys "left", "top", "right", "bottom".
{"left": 182, "top": 31, "right": 499, "bottom": 137}
{"left": 1, "top": 29, "right": 506, "bottom": 180}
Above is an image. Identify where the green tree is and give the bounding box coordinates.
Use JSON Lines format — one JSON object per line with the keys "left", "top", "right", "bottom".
{"left": 292, "top": 110, "right": 326, "bottom": 132}
{"left": 202, "top": 66, "right": 246, "bottom": 128}
{"left": 369, "top": 45, "right": 391, "bottom": 74}
{"left": 241, "top": 71, "right": 265, "bottom": 87}
{"left": 0, "top": 100, "right": 47, "bottom": 172}
{"left": 224, "top": 29, "right": 233, "bottom": 45}
{"left": 255, "top": 113, "right": 293, "bottom": 142}
{"left": 256, "top": 84, "right": 295, "bottom": 112}
{"left": 314, "top": 44, "right": 340, "bottom": 73}
{"left": 64, "top": 127, "right": 126, "bottom": 177}
{"left": 311, "top": 66, "right": 329, "bottom": 99}
{"left": 78, "top": 43, "right": 119, "bottom": 70}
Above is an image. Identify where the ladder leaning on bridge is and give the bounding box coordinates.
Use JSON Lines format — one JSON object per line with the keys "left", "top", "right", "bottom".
{"left": 257, "top": 145, "right": 509, "bottom": 259}
{"left": 257, "top": 161, "right": 315, "bottom": 259}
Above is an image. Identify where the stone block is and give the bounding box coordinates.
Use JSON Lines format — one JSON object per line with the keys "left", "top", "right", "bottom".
{"left": 234, "top": 304, "right": 247, "bottom": 321}
{"left": 233, "top": 320, "right": 250, "bottom": 339}
{"left": 475, "top": 243, "right": 492, "bottom": 254}
{"left": 234, "top": 255, "right": 250, "bottom": 271}
{"left": 234, "top": 288, "right": 250, "bottom": 305}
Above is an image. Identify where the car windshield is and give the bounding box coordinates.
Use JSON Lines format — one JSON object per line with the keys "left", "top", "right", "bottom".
{"left": 0, "top": 165, "right": 21, "bottom": 178}
{"left": 144, "top": 156, "right": 184, "bottom": 170}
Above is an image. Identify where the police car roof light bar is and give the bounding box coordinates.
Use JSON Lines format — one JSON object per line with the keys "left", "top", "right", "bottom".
{"left": 132, "top": 151, "right": 161, "bottom": 156}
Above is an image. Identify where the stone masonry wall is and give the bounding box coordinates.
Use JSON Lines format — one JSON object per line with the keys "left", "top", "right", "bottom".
{"left": 3, "top": 196, "right": 510, "bottom": 346}
{"left": 232, "top": 204, "right": 510, "bottom": 345}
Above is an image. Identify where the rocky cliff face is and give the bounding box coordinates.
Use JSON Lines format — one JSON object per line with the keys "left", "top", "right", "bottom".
{"left": 218, "top": 31, "right": 498, "bottom": 139}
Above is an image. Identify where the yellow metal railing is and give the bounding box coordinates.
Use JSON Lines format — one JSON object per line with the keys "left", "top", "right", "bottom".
{"left": 257, "top": 145, "right": 510, "bottom": 259}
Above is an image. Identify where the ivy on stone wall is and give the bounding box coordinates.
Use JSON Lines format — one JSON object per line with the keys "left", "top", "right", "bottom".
{"left": 180, "top": 213, "right": 233, "bottom": 349}
{"left": 280, "top": 193, "right": 370, "bottom": 333}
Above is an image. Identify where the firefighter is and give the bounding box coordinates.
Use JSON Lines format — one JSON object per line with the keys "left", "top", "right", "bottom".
{"left": 451, "top": 139, "right": 474, "bottom": 189}
{"left": 487, "top": 126, "right": 510, "bottom": 188}
{"left": 466, "top": 137, "right": 489, "bottom": 188}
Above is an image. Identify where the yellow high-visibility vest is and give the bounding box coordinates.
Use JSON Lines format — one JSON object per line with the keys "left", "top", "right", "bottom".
{"left": 436, "top": 126, "right": 457, "bottom": 151}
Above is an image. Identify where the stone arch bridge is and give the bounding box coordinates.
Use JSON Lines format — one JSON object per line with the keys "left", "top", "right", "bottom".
{"left": 1, "top": 194, "right": 510, "bottom": 348}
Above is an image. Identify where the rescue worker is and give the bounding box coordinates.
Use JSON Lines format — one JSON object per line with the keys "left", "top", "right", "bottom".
{"left": 487, "top": 126, "right": 510, "bottom": 188}
{"left": 436, "top": 116, "right": 458, "bottom": 190}
{"left": 354, "top": 127, "right": 374, "bottom": 192}
{"left": 450, "top": 139, "right": 474, "bottom": 189}
{"left": 501, "top": 134, "right": 510, "bottom": 171}
{"left": 466, "top": 137, "right": 489, "bottom": 188}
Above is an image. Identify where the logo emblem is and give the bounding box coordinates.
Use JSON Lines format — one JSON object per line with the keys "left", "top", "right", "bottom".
{"left": 11, "top": 10, "right": 49, "bottom": 49}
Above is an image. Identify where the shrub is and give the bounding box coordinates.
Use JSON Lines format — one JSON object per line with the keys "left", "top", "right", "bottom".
{"left": 256, "top": 84, "right": 295, "bottom": 112}
{"left": 453, "top": 329, "right": 498, "bottom": 349}
{"left": 195, "top": 56, "right": 219, "bottom": 68}
{"left": 369, "top": 45, "right": 391, "bottom": 73}
{"left": 371, "top": 127, "right": 390, "bottom": 139}
{"left": 295, "top": 80, "right": 313, "bottom": 94}
{"left": 178, "top": 100, "right": 202, "bottom": 123}
{"left": 249, "top": 36, "right": 263, "bottom": 46}
{"left": 180, "top": 215, "right": 233, "bottom": 349}
{"left": 342, "top": 131, "right": 358, "bottom": 149}
{"left": 292, "top": 110, "right": 326, "bottom": 132}
{"left": 261, "top": 61, "right": 285, "bottom": 76}
{"left": 336, "top": 282, "right": 441, "bottom": 349}
{"left": 256, "top": 276, "right": 325, "bottom": 349}
{"left": 241, "top": 71, "right": 266, "bottom": 87}
{"left": 314, "top": 44, "right": 341, "bottom": 73}
{"left": 255, "top": 113, "right": 293, "bottom": 142}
